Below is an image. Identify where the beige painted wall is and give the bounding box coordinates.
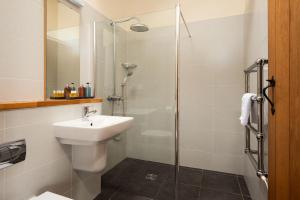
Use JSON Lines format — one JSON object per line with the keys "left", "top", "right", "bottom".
{"left": 84, "top": 0, "right": 247, "bottom": 22}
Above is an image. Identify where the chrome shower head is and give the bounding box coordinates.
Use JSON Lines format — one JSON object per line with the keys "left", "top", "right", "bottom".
{"left": 130, "top": 23, "right": 149, "bottom": 32}
{"left": 113, "top": 17, "right": 149, "bottom": 32}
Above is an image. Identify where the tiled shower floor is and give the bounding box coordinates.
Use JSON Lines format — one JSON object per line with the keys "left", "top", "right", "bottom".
{"left": 95, "top": 158, "right": 251, "bottom": 200}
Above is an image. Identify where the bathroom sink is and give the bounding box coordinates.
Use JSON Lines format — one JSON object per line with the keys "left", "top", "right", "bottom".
{"left": 53, "top": 114, "right": 133, "bottom": 172}
{"left": 53, "top": 115, "right": 134, "bottom": 145}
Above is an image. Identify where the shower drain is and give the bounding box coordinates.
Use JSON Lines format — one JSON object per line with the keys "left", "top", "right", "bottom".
{"left": 145, "top": 173, "right": 158, "bottom": 181}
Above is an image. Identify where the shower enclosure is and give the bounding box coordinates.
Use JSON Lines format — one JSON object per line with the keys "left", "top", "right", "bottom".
{"left": 92, "top": 0, "right": 260, "bottom": 199}
{"left": 94, "top": 3, "right": 188, "bottom": 199}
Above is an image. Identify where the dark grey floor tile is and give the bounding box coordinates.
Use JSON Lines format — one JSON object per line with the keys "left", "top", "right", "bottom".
{"left": 118, "top": 179, "right": 161, "bottom": 198}
{"left": 117, "top": 159, "right": 148, "bottom": 183}
{"left": 238, "top": 175, "right": 251, "bottom": 197}
{"left": 199, "top": 188, "right": 243, "bottom": 200}
{"left": 97, "top": 159, "right": 252, "bottom": 200}
{"left": 101, "top": 158, "right": 137, "bottom": 187}
{"left": 143, "top": 161, "right": 172, "bottom": 183}
{"left": 202, "top": 170, "right": 240, "bottom": 195}
{"left": 168, "top": 166, "right": 203, "bottom": 186}
{"left": 112, "top": 191, "right": 154, "bottom": 200}
{"left": 94, "top": 184, "right": 118, "bottom": 200}
{"left": 156, "top": 182, "right": 200, "bottom": 200}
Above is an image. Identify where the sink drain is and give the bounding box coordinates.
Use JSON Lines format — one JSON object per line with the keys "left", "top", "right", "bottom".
{"left": 145, "top": 173, "right": 158, "bottom": 181}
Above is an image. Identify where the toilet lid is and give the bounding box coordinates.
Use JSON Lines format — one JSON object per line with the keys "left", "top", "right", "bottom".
{"left": 32, "top": 192, "right": 73, "bottom": 200}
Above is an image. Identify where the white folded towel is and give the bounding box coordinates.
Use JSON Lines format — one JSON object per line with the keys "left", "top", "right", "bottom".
{"left": 240, "top": 93, "right": 256, "bottom": 126}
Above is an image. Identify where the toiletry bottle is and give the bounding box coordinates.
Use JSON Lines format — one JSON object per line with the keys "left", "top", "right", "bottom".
{"left": 52, "top": 90, "right": 56, "bottom": 98}
{"left": 64, "top": 84, "right": 71, "bottom": 98}
{"left": 71, "top": 83, "right": 76, "bottom": 91}
{"left": 78, "top": 85, "right": 85, "bottom": 98}
{"left": 60, "top": 90, "right": 64, "bottom": 97}
{"left": 85, "top": 82, "right": 91, "bottom": 98}
{"left": 70, "top": 91, "right": 75, "bottom": 98}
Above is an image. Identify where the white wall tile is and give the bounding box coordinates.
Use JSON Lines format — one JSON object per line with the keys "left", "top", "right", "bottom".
{"left": 180, "top": 106, "right": 213, "bottom": 132}
{"left": 212, "top": 107, "right": 243, "bottom": 133}
{"left": 0, "top": 79, "right": 44, "bottom": 102}
{"left": 210, "top": 153, "right": 244, "bottom": 174}
{"left": 214, "top": 131, "right": 244, "bottom": 155}
{"left": 0, "top": 171, "right": 4, "bottom": 200}
{"left": 0, "top": 113, "right": 5, "bottom": 131}
{"left": 181, "top": 130, "right": 214, "bottom": 152}
{"left": 180, "top": 149, "right": 213, "bottom": 170}
{"left": 0, "top": 103, "right": 102, "bottom": 200}
{"left": 179, "top": 15, "right": 245, "bottom": 174}
{"left": 0, "top": 130, "right": 4, "bottom": 200}
{"left": 0, "top": 0, "right": 44, "bottom": 101}
{"left": 214, "top": 85, "right": 244, "bottom": 109}
{"left": 4, "top": 123, "right": 71, "bottom": 178}
{"left": 4, "top": 156, "right": 72, "bottom": 200}
{"left": 214, "top": 66, "right": 245, "bottom": 86}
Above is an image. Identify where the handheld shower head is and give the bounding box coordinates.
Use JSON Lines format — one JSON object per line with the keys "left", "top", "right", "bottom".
{"left": 122, "top": 63, "right": 138, "bottom": 84}
{"left": 122, "top": 63, "right": 137, "bottom": 75}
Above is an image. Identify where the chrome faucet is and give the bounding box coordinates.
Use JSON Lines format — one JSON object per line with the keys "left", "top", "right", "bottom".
{"left": 82, "top": 106, "right": 97, "bottom": 118}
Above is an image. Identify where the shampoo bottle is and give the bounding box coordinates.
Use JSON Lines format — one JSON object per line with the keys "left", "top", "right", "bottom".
{"left": 78, "top": 85, "right": 85, "bottom": 98}
{"left": 71, "top": 83, "right": 76, "bottom": 91}
{"left": 64, "top": 84, "right": 71, "bottom": 98}
{"left": 85, "top": 82, "right": 91, "bottom": 98}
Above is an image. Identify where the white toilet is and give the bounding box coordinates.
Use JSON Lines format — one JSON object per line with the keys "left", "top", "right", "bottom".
{"left": 30, "top": 192, "right": 73, "bottom": 200}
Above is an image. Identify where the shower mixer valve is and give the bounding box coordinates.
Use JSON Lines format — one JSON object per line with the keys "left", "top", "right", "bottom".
{"left": 107, "top": 95, "right": 123, "bottom": 102}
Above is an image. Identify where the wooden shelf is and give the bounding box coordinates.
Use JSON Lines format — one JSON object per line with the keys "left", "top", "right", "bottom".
{"left": 0, "top": 98, "right": 103, "bottom": 111}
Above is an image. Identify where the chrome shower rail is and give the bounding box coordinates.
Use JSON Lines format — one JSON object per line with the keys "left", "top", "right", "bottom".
{"left": 244, "top": 58, "right": 268, "bottom": 189}
{"left": 180, "top": 10, "right": 192, "bottom": 38}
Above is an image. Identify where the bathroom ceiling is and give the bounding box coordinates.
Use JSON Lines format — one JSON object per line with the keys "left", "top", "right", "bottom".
{"left": 85, "top": 0, "right": 248, "bottom": 22}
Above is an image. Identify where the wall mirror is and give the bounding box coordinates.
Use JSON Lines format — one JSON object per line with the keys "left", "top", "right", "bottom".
{"left": 0, "top": 0, "right": 100, "bottom": 109}
{"left": 46, "top": 0, "right": 81, "bottom": 98}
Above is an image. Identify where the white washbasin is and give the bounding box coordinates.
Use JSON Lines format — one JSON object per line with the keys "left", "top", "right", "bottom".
{"left": 53, "top": 115, "right": 134, "bottom": 172}
{"left": 54, "top": 115, "right": 133, "bottom": 145}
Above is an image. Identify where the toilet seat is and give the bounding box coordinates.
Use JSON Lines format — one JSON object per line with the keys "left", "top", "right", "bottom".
{"left": 30, "top": 192, "right": 73, "bottom": 200}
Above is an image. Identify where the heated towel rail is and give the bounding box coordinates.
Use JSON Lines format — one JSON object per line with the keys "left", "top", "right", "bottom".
{"left": 244, "top": 58, "right": 269, "bottom": 189}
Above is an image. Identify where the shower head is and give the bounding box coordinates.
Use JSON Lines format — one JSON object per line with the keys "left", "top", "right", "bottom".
{"left": 113, "top": 17, "right": 149, "bottom": 32}
{"left": 130, "top": 23, "right": 149, "bottom": 32}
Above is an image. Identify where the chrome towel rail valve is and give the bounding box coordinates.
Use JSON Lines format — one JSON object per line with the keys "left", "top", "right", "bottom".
{"left": 263, "top": 76, "right": 276, "bottom": 115}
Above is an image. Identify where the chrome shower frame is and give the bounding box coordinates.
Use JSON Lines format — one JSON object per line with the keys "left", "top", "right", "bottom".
{"left": 175, "top": 3, "right": 192, "bottom": 199}
{"left": 99, "top": 4, "right": 191, "bottom": 198}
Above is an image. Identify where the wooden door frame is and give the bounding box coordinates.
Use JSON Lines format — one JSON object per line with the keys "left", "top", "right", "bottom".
{"left": 268, "top": 0, "right": 300, "bottom": 199}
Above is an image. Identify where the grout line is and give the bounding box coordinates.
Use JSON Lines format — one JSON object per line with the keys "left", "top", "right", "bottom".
{"left": 236, "top": 175, "right": 245, "bottom": 200}
{"left": 199, "top": 185, "right": 243, "bottom": 197}
{"left": 197, "top": 188, "right": 202, "bottom": 199}
{"left": 108, "top": 188, "right": 120, "bottom": 200}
